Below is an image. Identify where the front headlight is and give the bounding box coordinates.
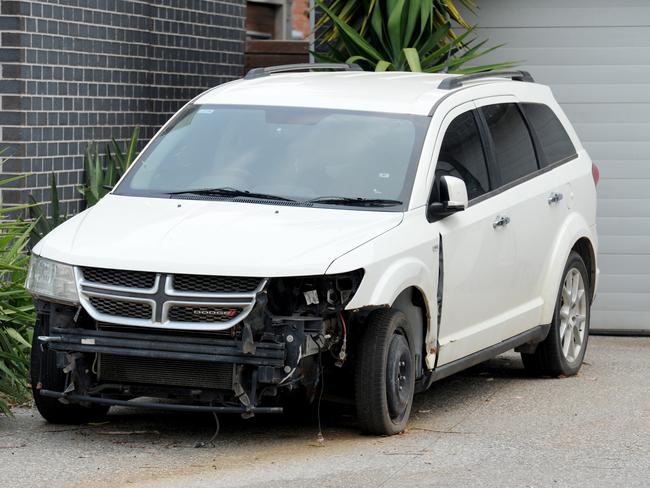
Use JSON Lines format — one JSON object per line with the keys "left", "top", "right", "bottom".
{"left": 25, "top": 255, "right": 79, "bottom": 304}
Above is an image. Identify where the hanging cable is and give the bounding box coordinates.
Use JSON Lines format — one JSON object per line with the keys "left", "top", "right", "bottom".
{"left": 194, "top": 411, "right": 220, "bottom": 448}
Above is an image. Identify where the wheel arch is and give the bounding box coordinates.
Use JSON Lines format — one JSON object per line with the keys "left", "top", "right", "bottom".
{"left": 540, "top": 212, "right": 596, "bottom": 323}
{"left": 391, "top": 286, "right": 431, "bottom": 380}
{"left": 571, "top": 237, "right": 596, "bottom": 303}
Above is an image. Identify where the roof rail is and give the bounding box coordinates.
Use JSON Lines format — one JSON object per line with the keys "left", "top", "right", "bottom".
{"left": 244, "top": 63, "right": 363, "bottom": 80}
{"left": 438, "top": 70, "right": 534, "bottom": 90}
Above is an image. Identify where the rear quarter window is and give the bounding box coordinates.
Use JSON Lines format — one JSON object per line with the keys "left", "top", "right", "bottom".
{"left": 521, "top": 103, "right": 577, "bottom": 166}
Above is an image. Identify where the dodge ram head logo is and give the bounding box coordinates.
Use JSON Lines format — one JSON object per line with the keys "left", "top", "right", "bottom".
{"left": 192, "top": 308, "right": 239, "bottom": 317}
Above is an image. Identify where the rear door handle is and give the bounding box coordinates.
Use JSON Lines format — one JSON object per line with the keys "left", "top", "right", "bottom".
{"left": 492, "top": 215, "right": 511, "bottom": 229}
{"left": 548, "top": 192, "right": 563, "bottom": 205}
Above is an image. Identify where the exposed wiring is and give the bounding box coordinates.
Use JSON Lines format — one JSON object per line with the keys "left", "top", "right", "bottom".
{"left": 335, "top": 312, "right": 347, "bottom": 367}
{"left": 316, "top": 340, "right": 325, "bottom": 444}
{"left": 194, "top": 411, "right": 220, "bottom": 448}
{"left": 279, "top": 346, "right": 302, "bottom": 385}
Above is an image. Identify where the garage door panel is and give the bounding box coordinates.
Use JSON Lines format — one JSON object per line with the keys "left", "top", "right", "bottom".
{"left": 591, "top": 311, "right": 650, "bottom": 330}
{"left": 595, "top": 179, "right": 650, "bottom": 199}
{"left": 474, "top": 27, "right": 650, "bottom": 49}
{"left": 598, "top": 255, "right": 650, "bottom": 274}
{"left": 596, "top": 274, "right": 650, "bottom": 293}
{"left": 475, "top": 7, "right": 650, "bottom": 28}
{"left": 573, "top": 125, "right": 650, "bottom": 143}
{"left": 597, "top": 199, "right": 650, "bottom": 218}
{"left": 550, "top": 84, "right": 650, "bottom": 104}
{"left": 595, "top": 160, "right": 650, "bottom": 179}
{"left": 599, "top": 236, "right": 650, "bottom": 255}
{"left": 562, "top": 104, "right": 650, "bottom": 124}
{"left": 478, "top": 47, "right": 650, "bottom": 66}
{"left": 592, "top": 293, "right": 650, "bottom": 312}
{"left": 597, "top": 217, "right": 650, "bottom": 235}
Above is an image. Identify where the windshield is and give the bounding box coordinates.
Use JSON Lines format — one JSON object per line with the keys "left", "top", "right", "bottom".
{"left": 114, "top": 105, "right": 429, "bottom": 209}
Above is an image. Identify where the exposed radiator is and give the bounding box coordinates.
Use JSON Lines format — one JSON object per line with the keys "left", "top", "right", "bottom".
{"left": 98, "top": 354, "right": 234, "bottom": 390}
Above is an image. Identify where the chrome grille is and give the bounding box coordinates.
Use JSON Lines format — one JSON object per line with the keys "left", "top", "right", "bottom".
{"left": 89, "top": 297, "right": 152, "bottom": 319}
{"left": 172, "top": 274, "right": 262, "bottom": 293}
{"left": 168, "top": 306, "right": 243, "bottom": 323}
{"left": 98, "top": 354, "right": 233, "bottom": 390}
{"left": 82, "top": 267, "right": 156, "bottom": 289}
{"left": 77, "top": 267, "right": 266, "bottom": 331}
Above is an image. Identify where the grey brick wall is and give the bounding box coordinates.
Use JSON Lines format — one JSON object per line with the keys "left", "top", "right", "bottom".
{"left": 0, "top": 0, "right": 245, "bottom": 215}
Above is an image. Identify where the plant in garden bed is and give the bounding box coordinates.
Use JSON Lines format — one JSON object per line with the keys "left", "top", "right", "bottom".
{"left": 0, "top": 170, "right": 36, "bottom": 416}
{"left": 28, "top": 173, "right": 68, "bottom": 246}
{"left": 315, "top": 0, "right": 515, "bottom": 73}
{"left": 79, "top": 127, "right": 140, "bottom": 206}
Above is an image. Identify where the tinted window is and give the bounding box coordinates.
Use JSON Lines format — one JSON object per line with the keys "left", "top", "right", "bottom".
{"left": 522, "top": 103, "right": 576, "bottom": 166}
{"left": 435, "top": 111, "right": 490, "bottom": 200}
{"left": 481, "top": 103, "right": 538, "bottom": 185}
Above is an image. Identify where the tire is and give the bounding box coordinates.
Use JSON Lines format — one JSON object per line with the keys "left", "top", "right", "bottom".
{"left": 30, "top": 316, "right": 109, "bottom": 424}
{"left": 522, "top": 251, "right": 591, "bottom": 377}
{"left": 355, "top": 308, "right": 415, "bottom": 435}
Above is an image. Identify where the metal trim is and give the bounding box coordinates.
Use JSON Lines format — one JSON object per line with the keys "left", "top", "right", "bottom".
{"left": 38, "top": 390, "right": 283, "bottom": 414}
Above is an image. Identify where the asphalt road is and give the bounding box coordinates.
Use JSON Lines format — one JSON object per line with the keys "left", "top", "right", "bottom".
{"left": 1, "top": 336, "right": 648, "bottom": 488}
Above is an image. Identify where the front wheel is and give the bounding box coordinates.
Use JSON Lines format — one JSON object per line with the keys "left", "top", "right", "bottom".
{"left": 355, "top": 309, "right": 415, "bottom": 435}
{"left": 522, "top": 251, "right": 591, "bottom": 376}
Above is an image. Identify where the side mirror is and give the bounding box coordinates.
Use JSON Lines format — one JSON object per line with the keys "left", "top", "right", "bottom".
{"left": 427, "top": 175, "right": 468, "bottom": 220}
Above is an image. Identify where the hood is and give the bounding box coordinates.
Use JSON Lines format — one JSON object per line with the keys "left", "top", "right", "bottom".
{"left": 37, "top": 195, "right": 403, "bottom": 276}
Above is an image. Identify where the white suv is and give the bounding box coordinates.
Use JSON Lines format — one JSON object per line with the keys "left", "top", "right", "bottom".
{"left": 27, "top": 65, "right": 598, "bottom": 435}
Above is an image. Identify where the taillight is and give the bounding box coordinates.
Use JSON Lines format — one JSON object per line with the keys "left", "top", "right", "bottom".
{"left": 591, "top": 162, "right": 600, "bottom": 186}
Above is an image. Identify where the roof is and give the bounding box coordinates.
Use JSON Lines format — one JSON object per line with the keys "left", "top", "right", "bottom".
{"left": 194, "top": 72, "right": 458, "bottom": 116}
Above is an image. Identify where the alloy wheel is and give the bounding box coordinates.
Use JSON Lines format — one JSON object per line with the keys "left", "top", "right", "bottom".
{"left": 559, "top": 267, "right": 587, "bottom": 363}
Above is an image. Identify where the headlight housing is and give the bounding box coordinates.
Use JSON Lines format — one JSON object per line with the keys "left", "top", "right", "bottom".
{"left": 25, "top": 255, "right": 79, "bottom": 304}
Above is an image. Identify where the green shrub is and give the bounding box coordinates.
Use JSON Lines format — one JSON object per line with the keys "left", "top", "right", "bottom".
{"left": 315, "top": 0, "right": 515, "bottom": 73}
{"left": 28, "top": 173, "right": 68, "bottom": 246}
{"left": 78, "top": 127, "right": 140, "bottom": 207}
{"left": 0, "top": 172, "right": 35, "bottom": 416}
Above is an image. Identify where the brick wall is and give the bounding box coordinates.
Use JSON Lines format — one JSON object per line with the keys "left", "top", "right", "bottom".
{"left": 0, "top": 0, "right": 246, "bottom": 215}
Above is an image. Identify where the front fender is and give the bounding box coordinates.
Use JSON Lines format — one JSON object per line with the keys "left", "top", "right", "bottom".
{"left": 358, "top": 256, "right": 435, "bottom": 310}
{"left": 326, "top": 215, "right": 439, "bottom": 367}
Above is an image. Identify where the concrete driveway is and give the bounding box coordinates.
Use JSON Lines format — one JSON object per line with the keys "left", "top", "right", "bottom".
{"left": 1, "top": 336, "right": 648, "bottom": 488}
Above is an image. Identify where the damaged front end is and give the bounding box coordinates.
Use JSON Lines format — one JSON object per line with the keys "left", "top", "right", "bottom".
{"left": 34, "top": 268, "right": 364, "bottom": 416}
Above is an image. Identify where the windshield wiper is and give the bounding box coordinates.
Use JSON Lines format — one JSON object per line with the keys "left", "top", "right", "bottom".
{"left": 168, "top": 187, "right": 296, "bottom": 202}
{"left": 306, "top": 196, "right": 403, "bottom": 207}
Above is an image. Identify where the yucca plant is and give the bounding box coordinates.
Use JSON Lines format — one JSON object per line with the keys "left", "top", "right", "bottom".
{"left": 0, "top": 162, "right": 36, "bottom": 416}
{"left": 78, "top": 127, "right": 140, "bottom": 207}
{"left": 28, "top": 173, "right": 68, "bottom": 245}
{"left": 315, "top": 0, "right": 515, "bottom": 73}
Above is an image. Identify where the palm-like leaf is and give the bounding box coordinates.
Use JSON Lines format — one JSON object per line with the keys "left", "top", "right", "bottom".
{"left": 315, "top": 0, "right": 515, "bottom": 74}
{"left": 77, "top": 127, "right": 140, "bottom": 208}
{"left": 0, "top": 155, "right": 36, "bottom": 415}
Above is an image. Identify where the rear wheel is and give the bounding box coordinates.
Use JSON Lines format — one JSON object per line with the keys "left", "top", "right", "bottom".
{"left": 30, "top": 317, "right": 109, "bottom": 424}
{"left": 522, "top": 251, "right": 590, "bottom": 376}
{"left": 355, "top": 309, "right": 415, "bottom": 435}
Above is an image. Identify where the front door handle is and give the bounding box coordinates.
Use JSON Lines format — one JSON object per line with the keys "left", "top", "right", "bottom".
{"left": 548, "top": 192, "right": 563, "bottom": 205}
{"left": 492, "top": 215, "right": 511, "bottom": 229}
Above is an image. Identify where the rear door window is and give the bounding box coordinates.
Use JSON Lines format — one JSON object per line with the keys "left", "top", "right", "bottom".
{"left": 481, "top": 103, "right": 538, "bottom": 185}
{"left": 435, "top": 110, "right": 490, "bottom": 200}
{"left": 521, "top": 103, "right": 576, "bottom": 166}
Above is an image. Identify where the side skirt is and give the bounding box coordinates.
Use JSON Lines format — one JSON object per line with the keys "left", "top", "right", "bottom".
{"left": 416, "top": 324, "right": 550, "bottom": 393}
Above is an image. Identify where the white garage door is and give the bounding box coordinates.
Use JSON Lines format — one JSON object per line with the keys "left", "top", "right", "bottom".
{"left": 465, "top": 0, "right": 650, "bottom": 332}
